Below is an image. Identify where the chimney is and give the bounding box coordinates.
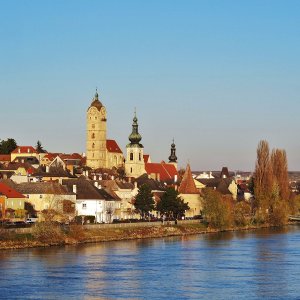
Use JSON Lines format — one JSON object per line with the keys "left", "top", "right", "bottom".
{"left": 134, "top": 181, "right": 137, "bottom": 189}
{"left": 174, "top": 174, "right": 178, "bottom": 183}
{"left": 94, "top": 182, "right": 98, "bottom": 188}
{"left": 157, "top": 173, "right": 160, "bottom": 182}
{"left": 98, "top": 184, "right": 102, "bottom": 189}
{"left": 46, "top": 166, "right": 49, "bottom": 173}
{"left": 111, "top": 175, "right": 114, "bottom": 180}
{"left": 73, "top": 184, "right": 77, "bottom": 194}
{"left": 18, "top": 148, "right": 21, "bottom": 153}
{"left": 59, "top": 178, "right": 62, "bottom": 185}
{"left": 93, "top": 175, "right": 96, "bottom": 180}
{"left": 28, "top": 148, "right": 30, "bottom": 153}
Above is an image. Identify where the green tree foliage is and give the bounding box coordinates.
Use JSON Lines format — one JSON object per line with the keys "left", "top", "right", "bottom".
{"left": 156, "top": 187, "right": 189, "bottom": 219}
{"left": 36, "top": 140, "right": 46, "bottom": 153}
{"left": 134, "top": 184, "right": 155, "bottom": 219}
{"left": 0, "top": 138, "right": 17, "bottom": 154}
{"left": 202, "top": 189, "right": 233, "bottom": 229}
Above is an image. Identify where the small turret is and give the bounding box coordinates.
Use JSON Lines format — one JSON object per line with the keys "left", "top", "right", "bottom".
{"left": 128, "top": 110, "right": 143, "bottom": 147}
{"left": 168, "top": 139, "right": 177, "bottom": 163}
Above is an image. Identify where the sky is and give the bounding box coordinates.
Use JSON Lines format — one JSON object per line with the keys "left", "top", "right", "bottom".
{"left": 1, "top": 0, "right": 300, "bottom": 171}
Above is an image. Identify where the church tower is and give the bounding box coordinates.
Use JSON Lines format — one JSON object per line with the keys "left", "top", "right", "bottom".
{"left": 125, "top": 111, "right": 145, "bottom": 178}
{"left": 86, "top": 90, "right": 107, "bottom": 169}
{"left": 168, "top": 139, "right": 178, "bottom": 170}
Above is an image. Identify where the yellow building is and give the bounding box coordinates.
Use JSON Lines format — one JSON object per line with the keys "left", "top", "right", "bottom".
{"left": 10, "top": 146, "right": 38, "bottom": 162}
{"left": 86, "top": 90, "right": 124, "bottom": 170}
{"left": 178, "top": 164, "right": 203, "bottom": 218}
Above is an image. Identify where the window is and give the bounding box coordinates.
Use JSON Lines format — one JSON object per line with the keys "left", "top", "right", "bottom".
{"left": 130, "top": 167, "right": 133, "bottom": 173}
{"left": 39, "top": 195, "right": 43, "bottom": 199}
{"left": 130, "top": 153, "right": 133, "bottom": 161}
{"left": 139, "top": 152, "right": 141, "bottom": 161}
{"left": 92, "top": 133, "right": 95, "bottom": 139}
{"left": 92, "top": 143, "right": 95, "bottom": 149}
{"left": 82, "top": 203, "right": 87, "bottom": 209}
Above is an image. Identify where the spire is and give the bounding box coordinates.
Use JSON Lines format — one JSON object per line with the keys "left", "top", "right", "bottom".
{"left": 89, "top": 88, "right": 103, "bottom": 111}
{"left": 169, "top": 138, "right": 177, "bottom": 163}
{"left": 94, "top": 88, "right": 99, "bottom": 100}
{"left": 128, "top": 109, "right": 143, "bottom": 147}
{"left": 178, "top": 164, "right": 199, "bottom": 194}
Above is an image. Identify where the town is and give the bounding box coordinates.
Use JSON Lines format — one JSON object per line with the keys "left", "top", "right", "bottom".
{"left": 0, "top": 90, "right": 299, "bottom": 227}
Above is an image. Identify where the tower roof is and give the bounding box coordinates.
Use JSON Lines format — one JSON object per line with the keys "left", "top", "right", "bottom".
{"left": 168, "top": 139, "right": 177, "bottom": 163}
{"left": 178, "top": 164, "right": 199, "bottom": 194}
{"left": 89, "top": 89, "right": 103, "bottom": 111}
{"left": 128, "top": 110, "right": 143, "bottom": 147}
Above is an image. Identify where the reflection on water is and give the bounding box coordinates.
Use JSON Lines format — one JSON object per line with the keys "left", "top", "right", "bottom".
{"left": 1, "top": 226, "right": 300, "bottom": 299}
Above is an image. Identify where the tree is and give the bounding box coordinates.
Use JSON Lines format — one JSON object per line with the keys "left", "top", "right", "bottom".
{"left": 36, "top": 140, "right": 46, "bottom": 153}
{"left": 202, "top": 189, "right": 233, "bottom": 229}
{"left": 134, "top": 184, "right": 155, "bottom": 219}
{"left": 253, "top": 140, "right": 273, "bottom": 213}
{"left": 271, "top": 149, "right": 289, "bottom": 201}
{"left": 156, "top": 187, "right": 189, "bottom": 219}
{"left": 0, "top": 138, "right": 17, "bottom": 154}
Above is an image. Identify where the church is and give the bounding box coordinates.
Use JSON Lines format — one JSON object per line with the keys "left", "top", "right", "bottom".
{"left": 86, "top": 90, "right": 124, "bottom": 170}
{"left": 86, "top": 90, "right": 178, "bottom": 182}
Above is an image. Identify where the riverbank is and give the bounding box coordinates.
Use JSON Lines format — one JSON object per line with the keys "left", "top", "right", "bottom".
{"left": 0, "top": 221, "right": 285, "bottom": 250}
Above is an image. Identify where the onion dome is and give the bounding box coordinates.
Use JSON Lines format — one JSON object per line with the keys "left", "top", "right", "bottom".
{"left": 89, "top": 88, "right": 103, "bottom": 111}
{"left": 128, "top": 110, "right": 143, "bottom": 147}
{"left": 169, "top": 139, "right": 177, "bottom": 163}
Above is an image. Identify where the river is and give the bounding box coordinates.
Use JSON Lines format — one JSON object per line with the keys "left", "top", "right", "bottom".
{"left": 1, "top": 226, "right": 300, "bottom": 299}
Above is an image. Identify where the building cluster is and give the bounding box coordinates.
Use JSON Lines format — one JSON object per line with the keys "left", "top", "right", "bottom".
{"left": 0, "top": 91, "right": 240, "bottom": 223}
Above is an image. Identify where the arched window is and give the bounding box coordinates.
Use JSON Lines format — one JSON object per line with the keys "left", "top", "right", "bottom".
{"left": 130, "top": 167, "right": 133, "bottom": 173}
{"left": 92, "top": 133, "right": 95, "bottom": 139}
{"left": 139, "top": 152, "right": 141, "bottom": 161}
{"left": 130, "top": 152, "right": 133, "bottom": 161}
{"left": 92, "top": 143, "right": 95, "bottom": 149}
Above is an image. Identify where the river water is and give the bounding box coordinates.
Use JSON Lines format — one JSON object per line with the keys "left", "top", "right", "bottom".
{"left": 1, "top": 226, "right": 300, "bottom": 299}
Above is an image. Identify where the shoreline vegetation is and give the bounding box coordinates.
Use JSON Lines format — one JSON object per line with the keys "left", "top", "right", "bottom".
{"left": 0, "top": 221, "right": 294, "bottom": 250}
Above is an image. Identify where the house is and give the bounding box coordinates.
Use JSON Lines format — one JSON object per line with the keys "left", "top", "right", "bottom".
{"left": 62, "top": 178, "right": 120, "bottom": 223}
{"left": 0, "top": 163, "right": 36, "bottom": 183}
{"left": 178, "top": 164, "right": 203, "bottom": 218}
{"left": 31, "top": 166, "right": 76, "bottom": 182}
{"left": 145, "top": 161, "right": 178, "bottom": 183}
{"left": 106, "top": 140, "right": 124, "bottom": 169}
{"left": 14, "top": 181, "right": 76, "bottom": 220}
{"left": 96, "top": 179, "right": 137, "bottom": 220}
{"left": 0, "top": 182, "right": 26, "bottom": 219}
{"left": 10, "top": 146, "right": 38, "bottom": 162}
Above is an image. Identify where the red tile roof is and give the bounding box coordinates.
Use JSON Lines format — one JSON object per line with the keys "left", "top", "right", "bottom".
{"left": 0, "top": 155, "right": 11, "bottom": 162}
{"left": 44, "top": 153, "right": 60, "bottom": 161}
{"left": 145, "top": 162, "right": 178, "bottom": 182}
{"left": 60, "top": 153, "right": 82, "bottom": 160}
{"left": 143, "top": 154, "right": 150, "bottom": 163}
{"left": 11, "top": 146, "right": 37, "bottom": 154}
{"left": 0, "top": 182, "right": 25, "bottom": 198}
{"left": 106, "top": 140, "right": 122, "bottom": 153}
{"left": 178, "top": 164, "right": 199, "bottom": 194}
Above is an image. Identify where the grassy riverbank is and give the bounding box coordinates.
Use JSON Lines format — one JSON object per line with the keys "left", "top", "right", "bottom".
{"left": 0, "top": 222, "right": 281, "bottom": 250}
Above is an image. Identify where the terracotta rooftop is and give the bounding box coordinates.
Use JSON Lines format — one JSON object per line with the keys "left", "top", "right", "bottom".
{"left": 0, "top": 182, "right": 26, "bottom": 198}
{"left": 106, "top": 140, "right": 122, "bottom": 153}
{"left": 11, "top": 146, "right": 37, "bottom": 154}
{"left": 145, "top": 162, "right": 178, "bottom": 182}
{"left": 178, "top": 164, "right": 199, "bottom": 194}
{"left": 0, "top": 155, "right": 11, "bottom": 162}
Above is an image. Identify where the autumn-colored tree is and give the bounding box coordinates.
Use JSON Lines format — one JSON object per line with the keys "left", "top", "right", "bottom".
{"left": 202, "top": 189, "right": 233, "bottom": 229}
{"left": 271, "top": 149, "right": 289, "bottom": 201}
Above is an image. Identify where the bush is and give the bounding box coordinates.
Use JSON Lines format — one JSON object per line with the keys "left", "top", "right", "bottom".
{"left": 68, "top": 224, "right": 87, "bottom": 241}
{"left": 269, "top": 199, "right": 288, "bottom": 226}
{"left": 32, "top": 222, "right": 65, "bottom": 244}
{"left": 202, "top": 189, "right": 233, "bottom": 229}
{"left": 234, "top": 201, "right": 251, "bottom": 226}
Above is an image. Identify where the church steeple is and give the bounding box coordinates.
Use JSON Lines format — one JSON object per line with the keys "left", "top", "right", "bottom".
{"left": 128, "top": 109, "right": 143, "bottom": 147}
{"left": 169, "top": 139, "right": 177, "bottom": 163}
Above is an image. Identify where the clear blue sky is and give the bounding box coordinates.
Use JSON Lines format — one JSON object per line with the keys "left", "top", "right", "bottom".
{"left": 1, "top": 0, "right": 300, "bottom": 171}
